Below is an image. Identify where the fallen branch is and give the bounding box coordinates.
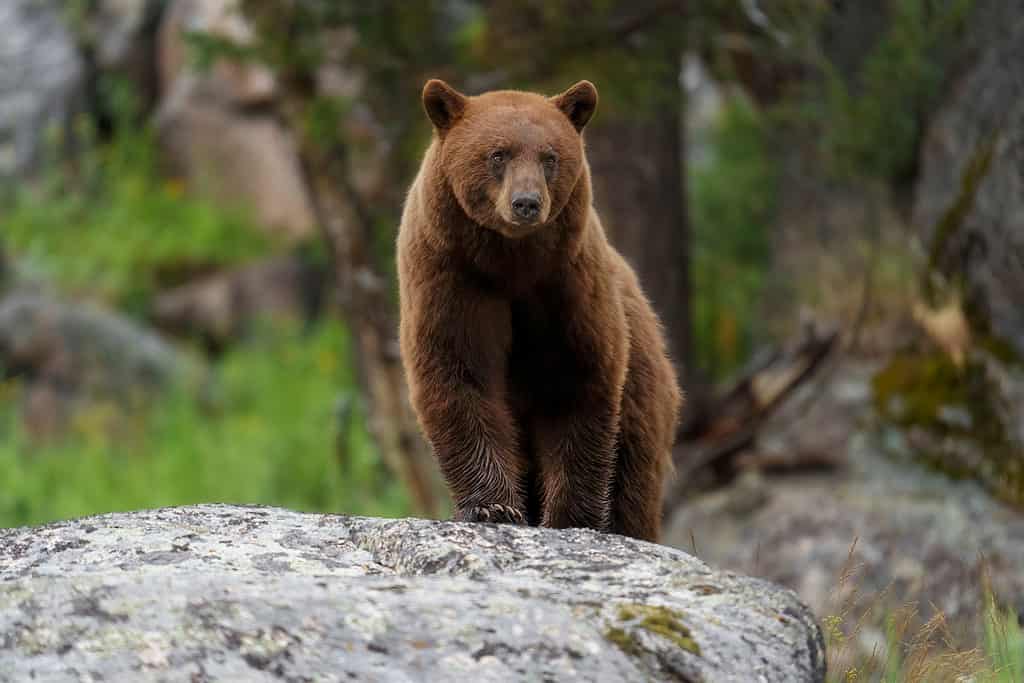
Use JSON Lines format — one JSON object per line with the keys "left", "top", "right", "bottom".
{"left": 664, "top": 322, "right": 839, "bottom": 513}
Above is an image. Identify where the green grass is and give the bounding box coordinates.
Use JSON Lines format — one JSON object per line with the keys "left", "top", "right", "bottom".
{"left": 2, "top": 154, "right": 272, "bottom": 314}
{"left": 984, "top": 597, "right": 1024, "bottom": 682}
{"left": 3, "top": 176, "right": 269, "bottom": 311}
{"left": 825, "top": 601, "right": 1023, "bottom": 682}
{"left": 0, "top": 320, "right": 410, "bottom": 529}
{"left": 823, "top": 552, "right": 1024, "bottom": 682}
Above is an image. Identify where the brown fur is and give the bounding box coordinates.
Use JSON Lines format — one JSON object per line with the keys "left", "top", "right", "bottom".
{"left": 397, "top": 79, "right": 682, "bottom": 542}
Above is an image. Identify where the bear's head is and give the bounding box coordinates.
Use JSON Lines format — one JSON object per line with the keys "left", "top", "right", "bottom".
{"left": 422, "top": 79, "right": 598, "bottom": 239}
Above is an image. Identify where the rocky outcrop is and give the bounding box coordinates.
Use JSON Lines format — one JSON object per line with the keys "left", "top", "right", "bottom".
{"left": 0, "top": 0, "right": 83, "bottom": 177}
{"left": 913, "top": 0, "right": 1024, "bottom": 357}
{"left": 667, "top": 446, "right": 1024, "bottom": 640}
{"left": 665, "top": 360, "right": 1024, "bottom": 653}
{"left": 884, "top": 1, "right": 1024, "bottom": 508}
{"left": 155, "top": 0, "right": 317, "bottom": 240}
{"left": 0, "top": 505, "right": 826, "bottom": 682}
{"left": 0, "top": 0, "right": 164, "bottom": 179}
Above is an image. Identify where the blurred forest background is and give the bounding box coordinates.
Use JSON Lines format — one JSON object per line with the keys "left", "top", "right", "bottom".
{"left": 2, "top": 0, "right": 1023, "bottom": 678}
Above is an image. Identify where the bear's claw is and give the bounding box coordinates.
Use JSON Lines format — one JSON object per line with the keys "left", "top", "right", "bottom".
{"left": 455, "top": 504, "right": 527, "bottom": 526}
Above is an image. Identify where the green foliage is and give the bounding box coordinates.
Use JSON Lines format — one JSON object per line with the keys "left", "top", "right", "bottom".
{"left": 1, "top": 80, "right": 273, "bottom": 312}
{"left": 304, "top": 95, "right": 353, "bottom": 148}
{"left": 691, "top": 97, "right": 776, "bottom": 377}
{"left": 0, "top": 320, "right": 409, "bottom": 529}
{"left": 810, "top": 0, "right": 975, "bottom": 182}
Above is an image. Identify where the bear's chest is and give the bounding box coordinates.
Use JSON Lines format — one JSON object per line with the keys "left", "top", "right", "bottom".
{"left": 506, "top": 296, "right": 589, "bottom": 415}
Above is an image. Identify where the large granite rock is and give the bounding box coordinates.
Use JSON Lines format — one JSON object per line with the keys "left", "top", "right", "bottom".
{"left": 0, "top": 505, "right": 826, "bottom": 682}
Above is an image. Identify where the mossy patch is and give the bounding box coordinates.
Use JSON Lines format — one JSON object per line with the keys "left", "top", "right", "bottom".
{"left": 604, "top": 603, "right": 702, "bottom": 657}
{"left": 872, "top": 352, "right": 1024, "bottom": 506}
{"left": 926, "top": 135, "right": 997, "bottom": 293}
{"left": 605, "top": 626, "right": 643, "bottom": 657}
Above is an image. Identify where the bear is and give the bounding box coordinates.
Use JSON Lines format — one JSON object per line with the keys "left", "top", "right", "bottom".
{"left": 397, "top": 79, "right": 682, "bottom": 542}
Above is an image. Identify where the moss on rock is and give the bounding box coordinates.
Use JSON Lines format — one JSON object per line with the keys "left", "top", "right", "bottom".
{"left": 606, "top": 603, "right": 702, "bottom": 657}
{"left": 873, "top": 351, "right": 1024, "bottom": 507}
{"left": 605, "top": 626, "right": 643, "bottom": 657}
{"left": 926, "top": 135, "right": 997, "bottom": 292}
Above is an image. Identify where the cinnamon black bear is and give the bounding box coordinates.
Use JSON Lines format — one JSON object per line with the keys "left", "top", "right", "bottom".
{"left": 397, "top": 79, "right": 682, "bottom": 541}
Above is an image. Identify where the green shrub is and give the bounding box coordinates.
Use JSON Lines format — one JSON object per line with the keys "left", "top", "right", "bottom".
{"left": 0, "top": 320, "right": 409, "bottom": 528}
{"left": 1, "top": 79, "right": 275, "bottom": 313}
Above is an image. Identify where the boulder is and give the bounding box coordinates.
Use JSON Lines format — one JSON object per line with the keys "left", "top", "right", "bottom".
{"left": 157, "top": 0, "right": 276, "bottom": 105}
{"left": 0, "top": 0, "right": 83, "bottom": 177}
{"left": 0, "top": 505, "right": 826, "bottom": 682}
{"left": 151, "top": 253, "right": 326, "bottom": 347}
{"left": 0, "top": 292, "right": 182, "bottom": 391}
{"left": 155, "top": 79, "right": 317, "bottom": 241}
{"left": 0, "top": 291, "right": 189, "bottom": 438}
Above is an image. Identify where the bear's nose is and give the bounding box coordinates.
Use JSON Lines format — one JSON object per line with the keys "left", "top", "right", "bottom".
{"left": 511, "top": 192, "right": 542, "bottom": 222}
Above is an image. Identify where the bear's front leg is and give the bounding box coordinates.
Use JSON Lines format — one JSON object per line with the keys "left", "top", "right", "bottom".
{"left": 400, "top": 269, "right": 527, "bottom": 525}
{"left": 422, "top": 385, "right": 527, "bottom": 525}
{"left": 535, "top": 404, "right": 620, "bottom": 532}
{"left": 533, "top": 277, "right": 628, "bottom": 533}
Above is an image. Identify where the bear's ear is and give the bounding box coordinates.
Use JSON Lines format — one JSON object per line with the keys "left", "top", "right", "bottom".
{"left": 551, "top": 81, "right": 598, "bottom": 132}
{"left": 422, "top": 79, "right": 467, "bottom": 132}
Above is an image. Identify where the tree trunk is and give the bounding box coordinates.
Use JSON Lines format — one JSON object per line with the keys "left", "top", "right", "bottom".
{"left": 299, "top": 139, "right": 441, "bottom": 517}
{"left": 267, "top": 86, "right": 441, "bottom": 518}
{"left": 587, "top": 56, "right": 694, "bottom": 387}
{"left": 236, "top": 0, "right": 445, "bottom": 518}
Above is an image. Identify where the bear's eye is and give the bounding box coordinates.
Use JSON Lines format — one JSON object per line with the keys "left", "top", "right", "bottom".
{"left": 541, "top": 153, "right": 558, "bottom": 180}
{"left": 489, "top": 150, "right": 507, "bottom": 164}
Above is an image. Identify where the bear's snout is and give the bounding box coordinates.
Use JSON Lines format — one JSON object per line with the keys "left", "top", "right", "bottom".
{"left": 510, "top": 191, "right": 542, "bottom": 223}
